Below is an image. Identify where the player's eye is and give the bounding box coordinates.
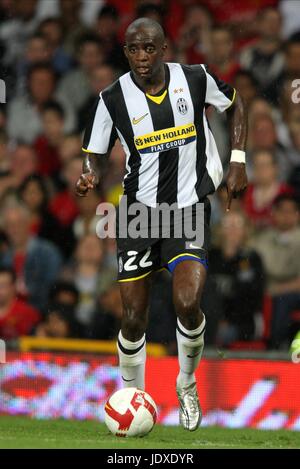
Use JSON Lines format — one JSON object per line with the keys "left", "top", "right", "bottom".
{"left": 129, "top": 48, "right": 136, "bottom": 54}
{"left": 146, "top": 46, "right": 155, "bottom": 53}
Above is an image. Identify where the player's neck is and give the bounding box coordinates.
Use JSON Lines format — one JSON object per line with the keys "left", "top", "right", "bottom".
{"left": 133, "top": 64, "right": 166, "bottom": 95}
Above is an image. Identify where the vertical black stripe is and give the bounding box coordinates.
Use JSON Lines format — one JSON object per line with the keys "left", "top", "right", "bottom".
{"left": 103, "top": 82, "right": 141, "bottom": 197}
{"left": 181, "top": 65, "right": 215, "bottom": 199}
{"left": 204, "top": 64, "right": 235, "bottom": 101}
{"left": 107, "top": 126, "right": 118, "bottom": 152}
{"left": 82, "top": 96, "right": 100, "bottom": 149}
{"left": 147, "top": 92, "right": 179, "bottom": 204}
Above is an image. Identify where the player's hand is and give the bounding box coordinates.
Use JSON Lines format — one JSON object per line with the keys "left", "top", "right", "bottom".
{"left": 75, "top": 172, "right": 98, "bottom": 197}
{"left": 226, "top": 162, "right": 248, "bottom": 211}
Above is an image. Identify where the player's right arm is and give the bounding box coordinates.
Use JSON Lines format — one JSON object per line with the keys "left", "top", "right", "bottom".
{"left": 75, "top": 92, "right": 117, "bottom": 197}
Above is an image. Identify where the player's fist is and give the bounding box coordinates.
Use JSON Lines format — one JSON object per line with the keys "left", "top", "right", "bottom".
{"left": 226, "top": 162, "right": 248, "bottom": 211}
{"left": 75, "top": 172, "right": 98, "bottom": 197}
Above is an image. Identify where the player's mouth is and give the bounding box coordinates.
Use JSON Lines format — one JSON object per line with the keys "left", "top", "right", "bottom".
{"left": 136, "top": 66, "right": 151, "bottom": 76}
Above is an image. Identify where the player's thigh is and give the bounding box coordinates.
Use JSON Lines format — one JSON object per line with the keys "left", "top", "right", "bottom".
{"left": 160, "top": 198, "right": 210, "bottom": 310}
{"left": 119, "top": 274, "right": 152, "bottom": 317}
{"left": 172, "top": 260, "right": 207, "bottom": 311}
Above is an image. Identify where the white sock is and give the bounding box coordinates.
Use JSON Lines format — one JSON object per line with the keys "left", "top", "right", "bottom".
{"left": 176, "top": 315, "right": 206, "bottom": 387}
{"left": 117, "top": 331, "right": 146, "bottom": 390}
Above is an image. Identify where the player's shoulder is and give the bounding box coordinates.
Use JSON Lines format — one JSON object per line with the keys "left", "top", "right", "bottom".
{"left": 170, "top": 62, "right": 207, "bottom": 74}
{"left": 101, "top": 72, "right": 131, "bottom": 100}
{"left": 168, "top": 62, "right": 208, "bottom": 81}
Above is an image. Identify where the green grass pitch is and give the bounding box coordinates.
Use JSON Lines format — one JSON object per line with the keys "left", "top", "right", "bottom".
{"left": 0, "top": 416, "right": 299, "bottom": 449}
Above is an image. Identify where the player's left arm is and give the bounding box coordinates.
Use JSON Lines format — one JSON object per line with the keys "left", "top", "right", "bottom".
{"left": 226, "top": 91, "right": 248, "bottom": 211}
{"left": 202, "top": 66, "right": 248, "bottom": 210}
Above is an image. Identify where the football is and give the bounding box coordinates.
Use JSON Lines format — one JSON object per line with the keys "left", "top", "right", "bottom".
{"left": 104, "top": 387, "right": 157, "bottom": 437}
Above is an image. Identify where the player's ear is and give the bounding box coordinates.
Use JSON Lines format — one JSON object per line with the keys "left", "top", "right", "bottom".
{"left": 161, "top": 43, "right": 167, "bottom": 56}
{"left": 123, "top": 45, "right": 128, "bottom": 58}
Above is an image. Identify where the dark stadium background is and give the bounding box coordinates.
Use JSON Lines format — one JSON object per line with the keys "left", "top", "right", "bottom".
{"left": 0, "top": 0, "right": 300, "bottom": 434}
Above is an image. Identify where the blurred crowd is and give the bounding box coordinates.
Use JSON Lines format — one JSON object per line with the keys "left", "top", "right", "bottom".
{"left": 0, "top": 0, "right": 300, "bottom": 351}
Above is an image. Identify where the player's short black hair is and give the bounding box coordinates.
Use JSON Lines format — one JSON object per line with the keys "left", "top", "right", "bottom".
{"left": 273, "top": 193, "right": 299, "bottom": 210}
{"left": 42, "top": 100, "right": 65, "bottom": 119}
{"left": 125, "top": 17, "right": 165, "bottom": 43}
{"left": 0, "top": 267, "right": 16, "bottom": 283}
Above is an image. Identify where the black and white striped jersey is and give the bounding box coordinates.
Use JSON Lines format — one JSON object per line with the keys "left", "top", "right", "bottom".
{"left": 82, "top": 62, "right": 235, "bottom": 208}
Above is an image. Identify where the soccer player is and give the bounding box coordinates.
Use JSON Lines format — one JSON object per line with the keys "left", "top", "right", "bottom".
{"left": 76, "top": 18, "right": 247, "bottom": 431}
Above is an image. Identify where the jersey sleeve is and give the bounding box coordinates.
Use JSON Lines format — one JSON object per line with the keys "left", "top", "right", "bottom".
{"left": 82, "top": 93, "right": 117, "bottom": 154}
{"left": 202, "top": 65, "right": 236, "bottom": 113}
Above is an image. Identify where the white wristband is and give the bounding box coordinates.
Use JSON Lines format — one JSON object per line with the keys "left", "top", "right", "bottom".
{"left": 230, "top": 149, "right": 246, "bottom": 164}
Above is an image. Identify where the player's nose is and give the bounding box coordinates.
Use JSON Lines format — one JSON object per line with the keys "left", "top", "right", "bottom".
{"left": 136, "top": 49, "right": 148, "bottom": 61}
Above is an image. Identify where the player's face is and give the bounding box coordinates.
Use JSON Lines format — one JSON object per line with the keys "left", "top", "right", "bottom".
{"left": 124, "top": 28, "right": 166, "bottom": 80}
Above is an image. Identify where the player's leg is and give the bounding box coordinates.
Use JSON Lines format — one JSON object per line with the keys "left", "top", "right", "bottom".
{"left": 173, "top": 260, "right": 207, "bottom": 430}
{"left": 115, "top": 195, "right": 158, "bottom": 390}
{"left": 173, "top": 260, "right": 206, "bottom": 384}
{"left": 117, "top": 275, "right": 152, "bottom": 390}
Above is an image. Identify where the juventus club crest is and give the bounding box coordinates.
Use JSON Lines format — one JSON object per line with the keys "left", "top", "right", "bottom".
{"left": 176, "top": 97, "right": 188, "bottom": 115}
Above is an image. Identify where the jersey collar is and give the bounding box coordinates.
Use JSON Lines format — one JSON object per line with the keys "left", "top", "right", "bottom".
{"left": 129, "top": 63, "right": 170, "bottom": 98}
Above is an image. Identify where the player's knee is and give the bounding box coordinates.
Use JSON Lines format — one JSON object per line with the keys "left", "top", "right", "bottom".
{"left": 122, "top": 305, "right": 147, "bottom": 341}
{"left": 174, "top": 292, "right": 201, "bottom": 328}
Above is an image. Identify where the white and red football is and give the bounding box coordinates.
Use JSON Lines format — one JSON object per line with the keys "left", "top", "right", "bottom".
{"left": 104, "top": 387, "right": 157, "bottom": 437}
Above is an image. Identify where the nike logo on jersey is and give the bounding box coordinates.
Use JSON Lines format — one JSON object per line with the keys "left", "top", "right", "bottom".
{"left": 132, "top": 113, "right": 149, "bottom": 125}
{"left": 187, "top": 351, "right": 201, "bottom": 358}
{"left": 122, "top": 376, "right": 135, "bottom": 382}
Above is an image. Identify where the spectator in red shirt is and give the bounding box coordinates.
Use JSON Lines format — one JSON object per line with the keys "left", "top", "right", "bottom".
{"left": 0, "top": 267, "right": 40, "bottom": 340}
